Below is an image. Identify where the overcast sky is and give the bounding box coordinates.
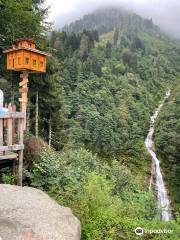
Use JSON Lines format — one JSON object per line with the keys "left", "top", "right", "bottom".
{"left": 46, "top": 0, "right": 180, "bottom": 37}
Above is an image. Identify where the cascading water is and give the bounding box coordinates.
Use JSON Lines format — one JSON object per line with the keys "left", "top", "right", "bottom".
{"left": 145, "top": 90, "right": 172, "bottom": 221}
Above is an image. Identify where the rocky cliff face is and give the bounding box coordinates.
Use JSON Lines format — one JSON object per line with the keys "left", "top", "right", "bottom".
{"left": 0, "top": 184, "right": 81, "bottom": 240}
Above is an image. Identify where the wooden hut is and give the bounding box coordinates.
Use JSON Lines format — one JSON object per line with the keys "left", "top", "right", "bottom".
{"left": 3, "top": 38, "right": 48, "bottom": 73}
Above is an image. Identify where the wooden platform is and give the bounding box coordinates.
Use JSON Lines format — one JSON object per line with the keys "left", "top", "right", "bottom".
{"left": 0, "top": 151, "right": 18, "bottom": 161}
{"left": 0, "top": 104, "right": 25, "bottom": 185}
{"left": 0, "top": 145, "right": 24, "bottom": 152}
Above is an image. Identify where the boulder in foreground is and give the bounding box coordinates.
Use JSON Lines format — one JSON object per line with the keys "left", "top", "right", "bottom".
{"left": 0, "top": 184, "right": 81, "bottom": 240}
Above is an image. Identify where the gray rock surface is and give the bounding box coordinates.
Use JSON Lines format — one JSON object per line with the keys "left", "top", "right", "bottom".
{"left": 0, "top": 184, "right": 81, "bottom": 240}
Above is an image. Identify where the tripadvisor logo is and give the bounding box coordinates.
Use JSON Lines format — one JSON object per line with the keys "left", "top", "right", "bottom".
{"left": 135, "top": 227, "right": 173, "bottom": 236}
{"left": 135, "top": 227, "right": 143, "bottom": 236}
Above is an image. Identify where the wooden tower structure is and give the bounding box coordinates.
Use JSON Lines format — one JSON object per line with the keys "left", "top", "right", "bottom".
{"left": 1, "top": 38, "right": 48, "bottom": 185}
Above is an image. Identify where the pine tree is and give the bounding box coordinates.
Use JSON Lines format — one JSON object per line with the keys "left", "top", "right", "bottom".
{"left": 113, "top": 28, "right": 119, "bottom": 45}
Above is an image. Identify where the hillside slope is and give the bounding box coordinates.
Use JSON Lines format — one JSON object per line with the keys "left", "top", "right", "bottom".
{"left": 25, "top": 8, "right": 180, "bottom": 239}
{"left": 1, "top": 4, "right": 180, "bottom": 239}
{"left": 155, "top": 82, "right": 180, "bottom": 213}
{"left": 63, "top": 7, "right": 159, "bottom": 35}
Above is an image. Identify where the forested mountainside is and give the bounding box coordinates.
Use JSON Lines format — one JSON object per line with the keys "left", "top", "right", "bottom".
{"left": 155, "top": 82, "right": 180, "bottom": 214}
{"left": 63, "top": 7, "right": 159, "bottom": 35}
{"left": 0, "top": 2, "right": 180, "bottom": 239}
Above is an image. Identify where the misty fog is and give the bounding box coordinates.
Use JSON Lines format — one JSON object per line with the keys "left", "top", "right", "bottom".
{"left": 47, "top": 0, "right": 180, "bottom": 38}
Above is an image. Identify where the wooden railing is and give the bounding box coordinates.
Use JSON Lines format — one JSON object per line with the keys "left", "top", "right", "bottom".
{"left": 0, "top": 104, "right": 25, "bottom": 152}
{"left": 0, "top": 104, "right": 25, "bottom": 185}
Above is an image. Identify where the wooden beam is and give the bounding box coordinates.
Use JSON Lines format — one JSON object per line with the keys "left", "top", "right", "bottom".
{"left": 0, "top": 145, "right": 24, "bottom": 151}
{"left": 18, "top": 118, "right": 24, "bottom": 186}
{"left": 19, "top": 70, "right": 29, "bottom": 130}
{"left": 0, "top": 154, "right": 17, "bottom": 160}
{"left": 12, "top": 104, "right": 16, "bottom": 145}
{"left": 19, "top": 98, "right": 28, "bottom": 103}
{"left": 0, "top": 112, "right": 25, "bottom": 119}
{"left": 20, "top": 72, "right": 28, "bottom": 79}
{"left": 0, "top": 119, "right": 3, "bottom": 146}
{"left": 19, "top": 88, "right": 28, "bottom": 93}
{"left": 3, "top": 103, "right": 7, "bottom": 128}
{"left": 7, "top": 104, "right": 13, "bottom": 146}
{"left": 19, "top": 79, "right": 28, "bottom": 87}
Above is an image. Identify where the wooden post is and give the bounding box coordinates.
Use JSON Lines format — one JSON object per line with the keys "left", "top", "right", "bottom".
{"left": 0, "top": 118, "right": 3, "bottom": 146}
{"left": 3, "top": 103, "right": 8, "bottom": 155}
{"left": 35, "top": 89, "right": 38, "bottom": 137}
{"left": 7, "top": 104, "right": 13, "bottom": 146}
{"left": 18, "top": 117, "right": 24, "bottom": 186}
{"left": 18, "top": 71, "right": 28, "bottom": 185}
{"left": 26, "top": 95, "right": 30, "bottom": 134}
{"left": 19, "top": 71, "right": 29, "bottom": 130}
{"left": 0, "top": 90, "right": 3, "bottom": 146}
{"left": 12, "top": 104, "right": 16, "bottom": 144}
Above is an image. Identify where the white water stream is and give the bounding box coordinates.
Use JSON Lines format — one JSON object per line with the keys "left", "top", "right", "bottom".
{"left": 145, "top": 90, "right": 172, "bottom": 221}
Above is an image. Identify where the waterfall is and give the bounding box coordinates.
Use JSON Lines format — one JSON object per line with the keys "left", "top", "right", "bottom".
{"left": 145, "top": 90, "right": 172, "bottom": 221}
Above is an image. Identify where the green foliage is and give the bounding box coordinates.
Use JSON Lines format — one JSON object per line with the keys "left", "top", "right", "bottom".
{"left": 26, "top": 148, "right": 100, "bottom": 193}
{"left": 114, "top": 63, "right": 126, "bottom": 74}
{"left": 44, "top": 23, "right": 180, "bottom": 238}
{"left": 75, "top": 173, "right": 124, "bottom": 240}
{"left": 1, "top": 4, "right": 180, "bottom": 239}
{"left": 122, "top": 48, "right": 134, "bottom": 65}
{"left": 2, "top": 173, "right": 16, "bottom": 184}
{"left": 155, "top": 83, "right": 180, "bottom": 212}
{"left": 28, "top": 149, "right": 162, "bottom": 240}
{"left": 113, "top": 28, "right": 119, "bottom": 45}
{"left": 50, "top": 24, "right": 180, "bottom": 160}
{"left": 0, "top": 0, "right": 49, "bottom": 47}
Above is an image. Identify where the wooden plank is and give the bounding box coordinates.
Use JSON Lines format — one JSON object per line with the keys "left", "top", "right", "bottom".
{"left": 0, "top": 151, "right": 17, "bottom": 155}
{"left": 0, "top": 112, "right": 25, "bottom": 119}
{"left": 19, "top": 96, "right": 28, "bottom": 103}
{"left": 19, "top": 71, "right": 28, "bottom": 130}
{"left": 19, "top": 79, "right": 28, "bottom": 87}
{"left": 19, "top": 98, "right": 28, "bottom": 103}
{"left": 3, "top": 103, "right": 8, "bottom": 128}
{"left": 0, "top": 90, "right": 4, "bottom": 144}
{"left": 0, "top": 145, "right": 24, "bottom": 151}
{"left": 0, "top": 119, "right": 3, "bottom": 146}
{"left": 19, "top": 88, "right": 28, "bottom": 93}
{"left": 7, "top": 104, "right": 12, "bottom": 146}
{"left": 12, "top": 104, "right": 16, "bottom": 145}
{"left": 0, "top": 154, "right": 17, "bottom": 160}
{"left": 18, "top": 150, "right": 23, "bottom": 186}
{"left": 18, "top": 118, "right": 24, "bottom": 145}
{"left": 20, "top": 72, "right": 28, "bottom": 79}
{"left": 18, "top": 117, "right": 24, "bottom": 186}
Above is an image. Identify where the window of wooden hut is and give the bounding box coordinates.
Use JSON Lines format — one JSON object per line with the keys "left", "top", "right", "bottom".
{"left": 40, "top": 61, "right": 43, "bottom": 67}
{"left": 18, "top": 57, "right": 21, "bottom": 65}
{"left": 33, "top": 59, "right": 37, "bottom": 66}
{"left": 25, "top": 58, "right": 29, "bottom": 65}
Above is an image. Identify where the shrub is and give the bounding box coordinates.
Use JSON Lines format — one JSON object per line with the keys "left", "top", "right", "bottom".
{"left": 26, "top": 147, "right": 100, "bottom": 197}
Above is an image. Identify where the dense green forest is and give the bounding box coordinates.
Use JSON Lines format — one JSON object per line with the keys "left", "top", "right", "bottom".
{"left": 0, "top": 1, "right": 180, "bottom": 239}
{"left": 155, "top": 83, "right": 180, "bottom": 214}
{"left": 63, "top": 7, "right": 159, "bottom": 34}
